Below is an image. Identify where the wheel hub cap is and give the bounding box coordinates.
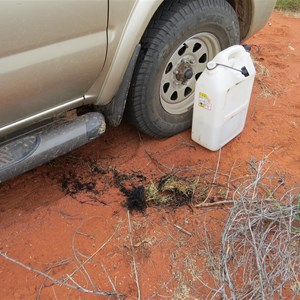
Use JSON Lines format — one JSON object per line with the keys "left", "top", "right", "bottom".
{"left": 160, "top": 32, "right": 221, "bottom": 114}
{"left": 175, "top": 60, "right": 194, "bottom": 83}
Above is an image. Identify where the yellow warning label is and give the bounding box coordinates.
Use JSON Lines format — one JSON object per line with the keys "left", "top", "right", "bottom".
{"left": 198, "top": 92, "right": 212, "bottom": 110}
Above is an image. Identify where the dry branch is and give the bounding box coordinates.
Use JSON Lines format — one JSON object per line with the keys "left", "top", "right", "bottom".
{"left": 127, "top": 210, "right": 141, "bottom": 300}
{"left": 64, "top": 222, "right": 116, "bottom": 285}
{"left": 190, "top": 153, "right": 300, "bottom": 299}
{"left": 174, "top": 224, "right": 192, "bottom": 236}
{"left": 0, "top": 252, "right": 119, "bottom": 297}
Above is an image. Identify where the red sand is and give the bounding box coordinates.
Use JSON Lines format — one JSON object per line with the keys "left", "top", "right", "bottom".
{"left": 0, "top": 11, "right": 299, "bottom": 300}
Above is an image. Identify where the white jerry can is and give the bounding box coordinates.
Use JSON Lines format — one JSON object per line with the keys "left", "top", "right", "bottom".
{"left": 191, "top": 45, "right": 256, "bottom": 151}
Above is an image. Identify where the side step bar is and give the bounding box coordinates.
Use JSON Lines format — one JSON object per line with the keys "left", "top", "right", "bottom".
{"left": 0, "top": 112, "right": 105, "bottom": 183}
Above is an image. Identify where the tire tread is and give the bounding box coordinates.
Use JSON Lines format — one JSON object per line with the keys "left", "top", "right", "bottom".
{"left": 127, "top": 0, "right": 239, "bottom": 137}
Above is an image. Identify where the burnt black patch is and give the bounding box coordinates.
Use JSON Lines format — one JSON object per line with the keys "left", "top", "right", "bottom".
{"left": 170, "top": 191, "right": 193, "bottom": 208}
{"left": 114, "top": 169, "right": 194, "bottom": 212}
{"left": 136, "top": 174, "right": 147, "bottom": 182}
{"left": 61, "top": 173, "right": 96, "bottom": 197}
{"left": 124, "top": 186, "right": 147, "bottom": 213}
{"left": 113, "top": 169, "right": 148, "bottom": 213}
{"left": 90, "top": 163, "right": 108, "bottom": 175}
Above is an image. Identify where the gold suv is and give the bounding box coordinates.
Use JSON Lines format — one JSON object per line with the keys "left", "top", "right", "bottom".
{"left": 0, "top": 0, "right": 276, "bottom": 182}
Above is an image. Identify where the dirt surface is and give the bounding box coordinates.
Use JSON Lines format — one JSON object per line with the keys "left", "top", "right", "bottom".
{"left": 0, "top": 12, "right": 299, "bottom": 300}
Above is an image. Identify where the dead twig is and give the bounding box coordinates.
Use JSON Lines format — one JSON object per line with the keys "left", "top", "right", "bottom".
{"left": 127, "top": 210, "right": 141, "bottom": 300}
{"left": 197, "top": 200, "right": 234, "bottom": 207}
{"left": 101, "top": 263, "right": 123, "bottom": 300}
{"left": 63, "top": 226, "right": 116, "bottom": 285}
{"left": 225, "top": 160, "right": 236, "bottom": 200}
{"left": 51, "top": 286, "right": 58, "bottom": 300}
{"left": 174, "top": 224, "right": 192, "bottom": 237}
{"left": 71, "top": 218, "right": 100, "bottom": 290}
{"left": 195, "top": 149, "right": 222, "bottom": 206}
{"left": 40, "top": 257, "right": 73, "bottom": 275}
{"left": 0, "top": 252, "right": 119, "bottom": 297}
{"left": 145, "top": 150, "right": 174, "bottom": 174}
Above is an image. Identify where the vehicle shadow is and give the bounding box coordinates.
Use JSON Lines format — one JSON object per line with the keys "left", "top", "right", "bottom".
{"left": 0, "top": 122, "right": 145, "bottom": 220}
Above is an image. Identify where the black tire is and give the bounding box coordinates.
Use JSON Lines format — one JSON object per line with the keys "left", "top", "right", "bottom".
{"left": 127, "top": 0, "right": 240, "bottom": 138}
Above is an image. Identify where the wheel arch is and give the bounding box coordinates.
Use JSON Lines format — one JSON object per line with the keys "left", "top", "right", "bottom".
{"left": 228, "top": 0, "right": 252, "bottom": 40}
{"left": 86, "top": 0, "right": 166, "bottom": 106}
{"left": 89, "top": 0, "right": 252, "bottom": 107}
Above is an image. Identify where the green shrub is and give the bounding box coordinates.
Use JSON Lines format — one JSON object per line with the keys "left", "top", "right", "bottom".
{"left": 276, "top": 0, "right": 300, "bottom": 12}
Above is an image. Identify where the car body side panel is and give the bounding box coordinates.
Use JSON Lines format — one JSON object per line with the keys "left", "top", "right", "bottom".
{"left": 0, "top": 0, "right": 107, "bottom": 136}
{"left": 245, "top": 0, "right": 277, "bottom": 39}
{"left": 87, "top": 0, "right": 276, "bottom": 106}
{"left": 0, "top": 0, "right": 276, "bottom": 139}
{"left": 85, "top": 0, "right": 165, "bottom": 105}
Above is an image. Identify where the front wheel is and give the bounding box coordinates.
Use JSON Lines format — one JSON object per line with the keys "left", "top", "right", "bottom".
{"left": 127, "top": 0, "right": 240, "bottom": 138}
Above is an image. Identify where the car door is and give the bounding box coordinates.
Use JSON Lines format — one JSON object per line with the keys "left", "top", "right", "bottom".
{"left": 0, "top": 0, "right": 107, "bottom": 134}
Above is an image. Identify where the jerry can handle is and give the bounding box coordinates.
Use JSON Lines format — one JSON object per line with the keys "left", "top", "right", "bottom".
{"left": 207, "top": 62, "right": 250, "bottom": 77}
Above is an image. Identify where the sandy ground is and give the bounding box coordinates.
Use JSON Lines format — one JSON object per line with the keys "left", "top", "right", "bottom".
{"left": 0, "top": 11, "right": 299, "bottom": 300}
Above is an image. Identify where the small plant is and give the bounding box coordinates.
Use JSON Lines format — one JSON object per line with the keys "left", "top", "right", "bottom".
{"left": 276, "top": 0, "right": 300, "bottom": 12}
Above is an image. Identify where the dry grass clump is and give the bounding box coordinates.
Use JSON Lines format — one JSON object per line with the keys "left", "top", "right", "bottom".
{"left": 253, "top": 59, "right": 274, "bottom": 98}
{"left": 254, "top": 59, "right": 270, "bottom": 77}
{"left": 144, "top": 175, "right": 195, "bottom": 208}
